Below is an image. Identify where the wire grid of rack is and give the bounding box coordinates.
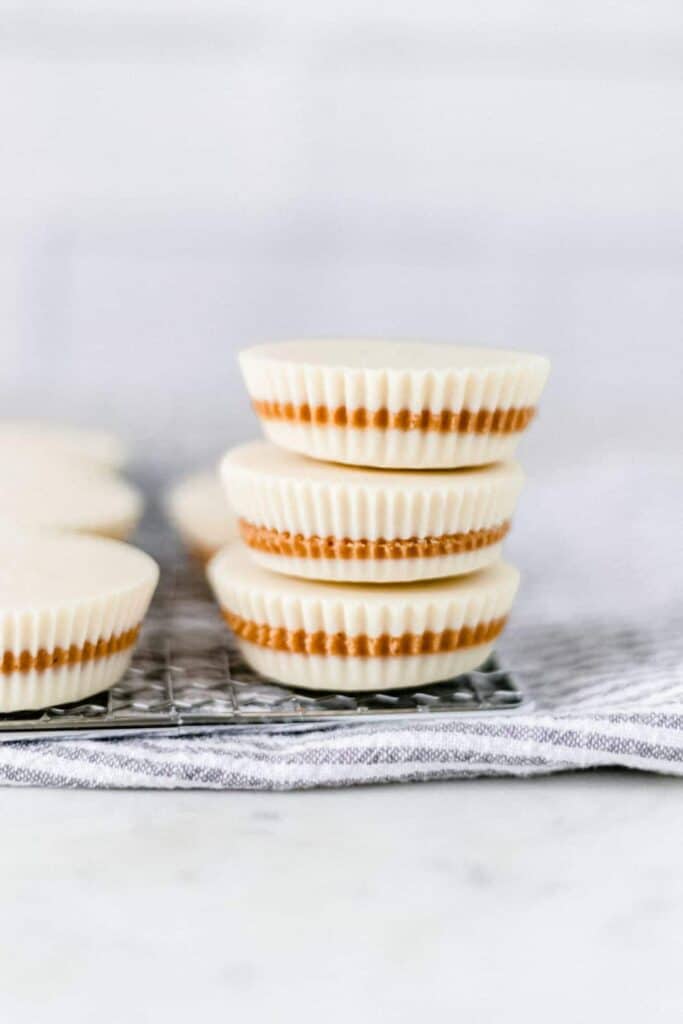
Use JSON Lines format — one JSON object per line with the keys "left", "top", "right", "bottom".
{"left": 0, "top": 524, "right": 525, "bottom": 738}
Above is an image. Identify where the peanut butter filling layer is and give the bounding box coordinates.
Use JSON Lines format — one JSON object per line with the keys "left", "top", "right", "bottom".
{"left": 252, "top": 400, "right": 535, "bottom": 434}
{"left": 223, "top": 611, "right": 507, "bottom": 657}
{"left": 239, "top": 519, "right": 510, "bottom": 560}
{"left": 1, "top": 625, "right": 141, "bottom": 675}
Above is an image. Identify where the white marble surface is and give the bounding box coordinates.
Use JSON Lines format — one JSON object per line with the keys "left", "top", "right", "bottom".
{"left": 0, "top": 774, "right": 679, "bottom": 1022}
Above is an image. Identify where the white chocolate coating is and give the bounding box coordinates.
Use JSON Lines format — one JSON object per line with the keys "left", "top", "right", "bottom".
{"left": 165, "top": 470, "right": 237, "bottom": 559}
{"left": 246, "top": 545, "right": 506, "bottom": 585}
{"left": 0, "top": 529, "right": 158, "bottom": 712}
{"left": 207, "top": 544, "right": 519, "bottom": 691}
{"left": 240, "top": 340, "right": 550, "bottom": 468}
{"left": 222, "top": 441, "right": 523, "bottom": 582}
{"left": 0, "top": 453, "right": 143, "bottom": 540}
{"left": 261, "top": 422, "right": 525, "bottom": 470}
{"left": 0, "top": 650, "right": 136, "bottom": 713}
{"left": 241, "top": 339, "right": 545, "bottom": 372}
{"left": 234, "top": 644, "right": 499, "bottom": 692}
{"left": 0, "top": 421, "right": 127, "bottom": 469}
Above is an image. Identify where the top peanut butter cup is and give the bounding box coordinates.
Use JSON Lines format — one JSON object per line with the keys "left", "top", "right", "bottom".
{"left": 240, "top": 340, "right": 550, "bottom": 469}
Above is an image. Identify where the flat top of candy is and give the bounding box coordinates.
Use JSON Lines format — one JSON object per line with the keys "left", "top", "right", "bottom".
{"left": 209, "top": 541, "right": 519, "bottom": 606}
{"left": 0, "top": 452, "right": 141, "bottom": 532}
{"left": 0, "top": 421, "right": 126, "bottom": 468}
{"left": 222, "top": 441, "right": 523, "bottom": 493}
{"left": 0, "top": 529, "right": 158, "bottom": 611}
{"left": 241, "top": 339, "right": 549, "bottom": 373}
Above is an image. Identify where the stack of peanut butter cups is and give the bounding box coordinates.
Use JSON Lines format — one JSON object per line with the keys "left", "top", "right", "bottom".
{"left": 208, "top": 340, "right": 550, "bottom": 693}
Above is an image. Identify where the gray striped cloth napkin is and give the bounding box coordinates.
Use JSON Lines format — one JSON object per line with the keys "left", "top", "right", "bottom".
{"left": 0, "top": 454, "right": 680, "bottom": 788}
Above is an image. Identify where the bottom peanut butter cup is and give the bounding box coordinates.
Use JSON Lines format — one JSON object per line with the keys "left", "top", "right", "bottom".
{"left": 207, "top": 543, "right": 519, "bottom": 692}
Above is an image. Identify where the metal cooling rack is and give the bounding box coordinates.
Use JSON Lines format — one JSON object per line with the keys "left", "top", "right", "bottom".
{"left": 0, "top": 536, "right": 524, "bottom": 739}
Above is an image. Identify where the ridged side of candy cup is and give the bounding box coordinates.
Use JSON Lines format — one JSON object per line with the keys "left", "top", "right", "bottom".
{"left": 240, "top": 340, "right": 550, "bottom": 469}
{"left": 221, "top": 441, "right": 524, "bottom": 583}
{"left": 207, "top": 543, "right": 520, "bottom": 692}
{"left": 0, "top": 530, "right": 159, "bottom": 712}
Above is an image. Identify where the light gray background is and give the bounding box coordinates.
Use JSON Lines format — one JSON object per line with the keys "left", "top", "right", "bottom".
{"left": 1, "top": 0, "right": 682, "bottom": 476}
{"left": 1, "top": 8, "right": 682, "bottom": 1020}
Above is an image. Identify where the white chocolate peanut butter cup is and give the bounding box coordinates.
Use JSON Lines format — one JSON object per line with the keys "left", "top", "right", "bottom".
{"left": 222, "top": 441, "right": 524, "bottom": 583}
{"left": 165, "top": 470, "right": 238, "bottom": 563}
{"left": 0, "top": 452, "right": 143, "bottom": 540}
{"left": 0, "top": 529, "right": 158, "bottom": 712}
{"left": 207, "top": 544, "right": 520, "bottom": 692}
{"left": 0, "top": 421, "right": 127, "bottom": 469}
{"left": 240, "top": 340, "right": 550, "bottom": 469}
